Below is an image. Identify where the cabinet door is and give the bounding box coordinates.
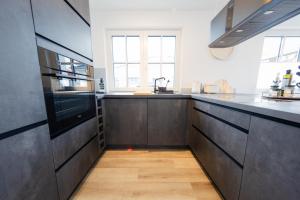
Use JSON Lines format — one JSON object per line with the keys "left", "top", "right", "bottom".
{"left": 0, "top": 125, "right": 59, "bottom": 200}
{"left": 0, "top": 0, "right": 47, "bottom": 134}
{"left": 66, "top": 0, "right": 90, "bottom": 24}
{"left": 240, "top": 116, "right": 300, "bottom": 200}
{"left": 31, "top": 0, "right": 92, "bottom": 59}
{"left": 104, "top": 99, "right": 148, "bottom": 146}
{"left": 148, "top": 99, "right": 188, "bottom": 146}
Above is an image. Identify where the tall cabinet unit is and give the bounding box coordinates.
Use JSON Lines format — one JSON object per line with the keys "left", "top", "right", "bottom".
{"left": 0, "top": 0, "right": 58, "bottom": 199}
{"left": 30, "top": 0, "right": 98, "bottom": 199}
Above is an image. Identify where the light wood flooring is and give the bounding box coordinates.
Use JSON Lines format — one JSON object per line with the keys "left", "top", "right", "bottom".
{"left": 71, "top": 150, "right": 222, "bottom": 200}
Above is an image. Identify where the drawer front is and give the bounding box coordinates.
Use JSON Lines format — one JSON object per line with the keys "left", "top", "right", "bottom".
{"left": 192, "top": 109, "right": 247, "bottom": 165}
{"left": 191, "top": 127, "right": 243, "bottom": 200}
{"left": 52, "top": 117, "right": 97, "bottom": 169}
{"left": 31, "top": 0, "right": 92, "bottom": 59}
{"left": 0, "top": 125, "right": 59, "bottom": 200}
{"left": 193, "top": 100, "right": 251, "bottom": 130}
{"left": 56, "top": 136, "right": 99, "bottom": 200}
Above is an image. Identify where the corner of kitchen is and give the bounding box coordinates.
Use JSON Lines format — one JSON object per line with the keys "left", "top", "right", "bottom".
{"left": 1, "top": 0, "right": 300, "bottom": 200}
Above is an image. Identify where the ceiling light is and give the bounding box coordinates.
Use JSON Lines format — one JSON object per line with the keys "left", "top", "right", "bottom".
{"left": 264, "top": 10, "right": 275, "bottom": 15}
{"left": 236, "top": 29, "right": 244, "bottom": 33}
{"left": 219, "top": 41, "right": 225, "bottom": 44}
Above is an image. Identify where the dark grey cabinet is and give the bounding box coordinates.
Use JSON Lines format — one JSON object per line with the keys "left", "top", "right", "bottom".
{"left": 192, "top": 108, "right": 248, "bottom": 165}
{"left": 0, "top": 125, "right": 59, "bottom": 200}
{"left": 193, "top": 100, "right": 251, "bottom": 130}
{"left": 52, "top": 117, "right": 98, "bottom": 169}
{"left": 31, "top": 0, "right": 92, "bottom": 59}
{"left": 66, "top": 0, "right": 90, "bottom": 24}
{"left": 104, "top": 99, "right": 148, "bottom": 146}
{"left": 0, "top": 0, "right": 47, "bottom": 134}
{"left": 56, "top": 136, "right": 99, "bottom": 200}
{"left": 148, "top": 99, "right": 188, "bottom": 146}
{"left": 240, "top": 116, "right": 300, "bottom": 200}
{"left": 190, "top": 127, "right": 242, "bottom": 200}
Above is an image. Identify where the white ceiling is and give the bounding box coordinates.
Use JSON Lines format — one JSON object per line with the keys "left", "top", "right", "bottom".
{"left": 91, "top": 0, "right": 229, "bottom": 11}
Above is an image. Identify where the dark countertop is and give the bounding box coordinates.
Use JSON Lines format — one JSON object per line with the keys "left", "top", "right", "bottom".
{"left": 191, "top": 94, "right": 300, "bottom": 124}
{"left": 97, "top": 93, "right": 300, "bottom": 124}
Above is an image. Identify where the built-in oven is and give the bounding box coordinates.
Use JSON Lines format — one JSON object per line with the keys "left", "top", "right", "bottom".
{"left": 38, "top": 46, "right": 96, "bottom": 139}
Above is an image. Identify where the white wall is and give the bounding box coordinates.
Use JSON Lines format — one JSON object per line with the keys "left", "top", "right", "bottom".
{"left": 89, "top": 4, "right": 265, "bottom": 93}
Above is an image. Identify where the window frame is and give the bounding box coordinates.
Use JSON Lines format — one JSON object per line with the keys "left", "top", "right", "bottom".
{"left": 106, "top": 30, "right": 181, "bottom": 92}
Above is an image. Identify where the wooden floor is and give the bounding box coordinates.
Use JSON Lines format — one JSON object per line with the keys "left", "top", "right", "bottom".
{"left": 71, "top": 150, "right": 222, "bottom": 200}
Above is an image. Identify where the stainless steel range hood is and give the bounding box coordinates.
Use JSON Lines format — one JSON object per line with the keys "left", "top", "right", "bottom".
{"left": 209, "top": 0, "right": 300, "bottom": 48}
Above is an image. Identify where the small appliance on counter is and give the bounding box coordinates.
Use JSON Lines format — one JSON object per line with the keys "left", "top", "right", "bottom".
{"left": 94, "top": 68, "right": 106, "bottom": 94}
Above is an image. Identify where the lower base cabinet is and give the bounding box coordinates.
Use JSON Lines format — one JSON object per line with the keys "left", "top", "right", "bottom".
{"left": 56, "top": 136, "right": 99, "bottom": 200}
{"left": 0, "top": 125, "right": 59, "bottom": 200}
{"left": 189, "top": 127, "right": 242, "bottom": 200}
{"left": 148, "top": 99, "right": 187, "bottom": 146}
{"left": 104, "top": 99, "right": 148, "bottom": 146}
{"left": 240, "top": 117, "right": 300, "bottom": 200}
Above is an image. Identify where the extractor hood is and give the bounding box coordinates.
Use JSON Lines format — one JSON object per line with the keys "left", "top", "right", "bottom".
{"left": 209, "top": 0, "right": 300, "bottom": 48}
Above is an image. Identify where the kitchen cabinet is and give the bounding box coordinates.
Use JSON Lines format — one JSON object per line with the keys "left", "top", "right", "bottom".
{"left": 52, "top": 117, "right": 98, "bottom": 169}
{"left": 148, "top": 99, "right": 188, "bottom": 146}
{"left": 240, "top": 116, "right": 300, "bottom": 200}
{"left": 66, "top": 0, "right": 90, "bottom": 24}
{"left": 31, "top": 0, "right": 92, "bottom": 59}
{"left": 193, "top": 100, "right": 251, "bottom": 130}
{"left": 192, "top": 108, "right": 248, "bottom": 165}
{"left": 104, "top": 99, "right": 148, "bottom": 146}
{"left": 189, "top": 127, "right": 242, "bottom": 200}
{"left": 56, "top": 136, "right": 99, "bottom": 200}
{"left": 0, "top": 125, "right": 59, "bottom": 200}
{"left": 0, "top": 0, "right": 47, "bottom": 134}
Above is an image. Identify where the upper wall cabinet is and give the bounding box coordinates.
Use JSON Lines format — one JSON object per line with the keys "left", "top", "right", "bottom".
{"left": 66, "top": 0, "right": 90, "bottom": 24}
{"left": 210, "top": 0, "right": 300, "bottom": 48}
{"left": 0, "top": 0, "right": 47, "bottom": 134}
{"left": 31, "top": 0, "right": 93, "bottom": 59}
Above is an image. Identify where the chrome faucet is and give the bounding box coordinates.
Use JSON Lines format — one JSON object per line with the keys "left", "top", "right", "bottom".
{"left": 153, "top": 77, "right": 165, "bottom": 93}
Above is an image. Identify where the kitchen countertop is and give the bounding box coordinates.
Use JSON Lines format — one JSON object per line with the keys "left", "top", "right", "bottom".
{"left": 191, "top": 94, "right": 300, "bottom": 125}
{"left": 97, "top": 92, "right": 300, "bottom": 124}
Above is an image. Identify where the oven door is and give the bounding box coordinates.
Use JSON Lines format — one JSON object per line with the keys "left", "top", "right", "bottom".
{"left": 42, "top": 75, "right": 96, "bottom": 139}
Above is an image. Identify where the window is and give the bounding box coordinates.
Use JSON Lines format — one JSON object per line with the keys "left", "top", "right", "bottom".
{"left": 112, "top": 36, "right": 141, "bottom": 88}
{"left": 148, "top": 36, "right": 176, "bottom": 87}
{"left": 257, "top": 36, "right": 300, "bottom": 89}
{"left": 107, "top": 31, "right": 180, "bottom": 91}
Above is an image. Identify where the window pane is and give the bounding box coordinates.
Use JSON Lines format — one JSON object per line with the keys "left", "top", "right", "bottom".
{"left": 279, "top": 37, "right": 300, "bottom": 62}
{"left": 261, "top": 37, "right": 281, "bottom": 62}
{"left": 127, "top": 36, "right": 140, "bottom": 63}
{"left": 148, "top": 36, "right": 161, "bottom": 63}
{"left": 162, "top": 64, "right": 175, "bottom": 87}
{"left": 114, "top": 64, "right": 126, "bottom": 88}
{"left": 112, "top": 36, "right": 126, "bottom": 62}
{"left": 162, "top": 36, "right": 176, "bottom": 62}
{"left": 128, "top": 64, "right": 140, "bottom": 87}
{"left": 148, "top": 64, "right": 160, "bottom": 86}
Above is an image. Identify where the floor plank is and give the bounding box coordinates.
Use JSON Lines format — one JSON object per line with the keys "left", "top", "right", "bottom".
{"left": 71, "top": 150, "right": 221, "bottom": 200}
